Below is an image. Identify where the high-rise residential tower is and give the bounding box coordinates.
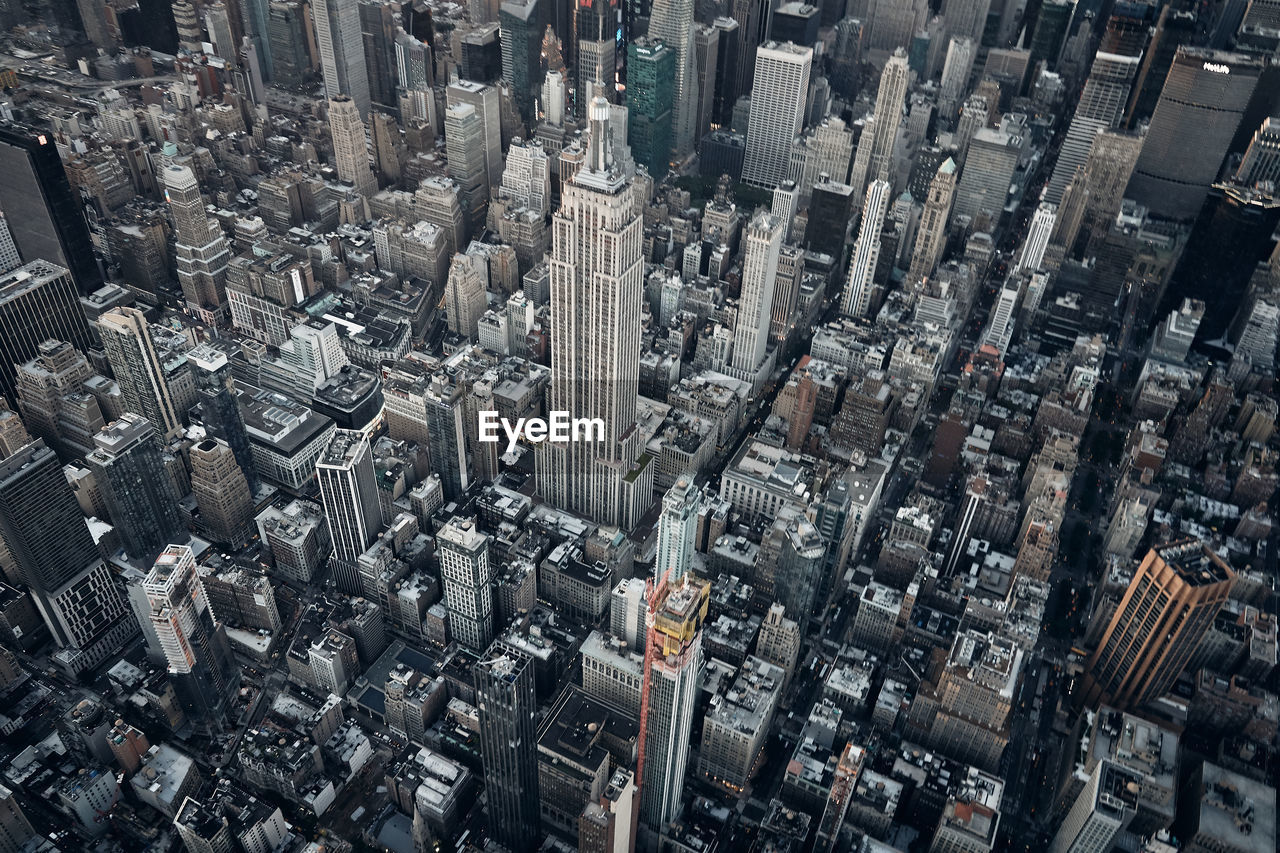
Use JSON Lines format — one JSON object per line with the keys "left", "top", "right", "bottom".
{"left": 476, "top": 639, "right": 541, "bottom": 852}
{"left": 1079, "top": 540, "right": 1235, "bottom": 710}
{"left": 731, "top": 212, "right": 784, "bottom": 374}
{"left": 316, "top": 429, "right": 383, "bottom": 593}
{"left": 638, "top": 574, "right": 709, "bottom": 834}
{"left": 654, "top": 476, "right": 700, "bottom": 584}
{"left": 313, "top": 0, "right": 372, "bottom": 115}
{"left": 436, "top": 517, "right": 493, "bottom": 651}
{"left": 0, "top": 440, "right": 136, "bottom": 676}
{"left": 742, "top": 41, "right": 813, "bottom": 188}
{"left": 144, "top": 544, "right": 240, "bottom": 727}
{"left": 163, "top": 164, "right": 232, "bottom": 322}
{"left": 98, "top": 307, "right": 184, "bottom": 440}
{"left": 536, "top": 94, "right": 653, "bottom": 529}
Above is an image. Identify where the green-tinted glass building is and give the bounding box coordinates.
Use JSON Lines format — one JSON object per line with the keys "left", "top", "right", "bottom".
{"left": 627, "top": 37, "right": 675, "bottom": 178}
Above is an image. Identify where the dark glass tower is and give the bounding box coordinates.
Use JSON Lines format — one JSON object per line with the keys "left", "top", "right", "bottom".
{"left": 85, "top": 413, "right": 185, "bottom": 562}
{"left": 626, "top": 37, "right": 674, "bottom": 177}
{"left": 0, "top": 440, "right": 100, "bottom": 591}
{"left": 475, "top": 639, "right": 541, "bottom": 853}
{"left": 1160, "top": 184, "right": 1280, "bottom": 344}
{"left": 0, "top": 124, "right": 102, "bottom": 294}
{"left": 0, "top": 260, "right": 95, "bottom": 408}
{"left": 1029, "top": 0, "right": 1074, "bottom": 72}
{"left": 1124, "top": 7, "right": 1197, "bottom": 128}
{"left": 0, "top": 440, "right": 136, "bottom": 674}
{"left": 500, "top": 0, "right": 542, "bottom": 126}
{"left": 189, "top": 345, "right": 258, "bottom": 492}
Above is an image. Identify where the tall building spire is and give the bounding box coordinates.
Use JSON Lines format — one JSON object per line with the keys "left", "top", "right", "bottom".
{"left": 587, "top": 88, "right": 613, "bottom": 173}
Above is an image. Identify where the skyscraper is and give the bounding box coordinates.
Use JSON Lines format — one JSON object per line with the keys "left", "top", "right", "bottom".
{"left": 189, "top": 345, "right": 257, "bottom": 492}
{"left": 1160, "top": 183, "right": 1280, "bottom": 342}
{"left": 0, "top": 440, "right": 136, "bottom": 676}
{"left": 536, "top": 94, "right": 653, "bottom": 529}
{"left": 848, "top": 49, "right": 910, "bottom": 202}
{"left": 691, "top": 23, "right": 719, "bottom": 144}
{"left": 843, "top": 179, "right": 891, "bottom": 318}
{"left": 424, "top": 372, "right": 472, "bottom": 501}
{"left": 499, "top": 0, "right": 541, "bottom": 126}
{"left": 1044, "top": 5, "right": 1152, "bottom": 204}
{"left": 358, "top": 0, "right": 400, "bottom": 113}
{"left": 436, "top": 517, "right": 493, "bottom": 651}
{"left": 268, "top": 0, "right": 311, "bottom": 87}
{"left": 1125, "top": 48, "right": 1265, "bottom": 222}
{"left": 0, "top": 124, "right": 102, "bottom": 294}
{"left": 315, "top": 429, "right": 383, "bottom": 593}
{"left": 0, "top": 213, "right": 20, "bottom": 275}
{"left": 638, "top": 574, "right": 709, "bottom": 833}
{"left": 0, "top": 260, "right": 95, "bottom": 407}
{"left": 953, "top": 126, "right": 1021, "bottom": 228}
{"left": 446, "top": 80, "right": 504, "bottom": 191}
{"left": 731, "top": 211, "right": 784, "bottom": 374}
{"left": 647, "top": 0, "right": 696, "bottom": 159}
{"left": 711, "top": 16, "right": 740, "bottom": 129}
{"left": 654, "top": 476, "right": 700, "bottom": 584}
{"left": 943, "top": 0, "right": 989, "bottom": 46}
{"left": 189, "top": 439, "right": 256, "bottom": 548}
{"left": 85, "top": 414, "right": 185, "bottom": 562}
{"left": 241, "top": 0, "right": 274, "bottom": 81}
{"left": 907, "top": 157, "right": 957, "bottom": 284}
{"left": 1236, "top": 116, "right": 1280, "bottom": 186}
{"left": 575, "top": 0, "right": 617, "bottom": 117}
{"left": 144, "top": 544, "right": 239, "bottom": 727}
{"left": 328, "top": 96, "right": 377, "bottom": 197}
{"left": 313, "top": 0, "right": 372, "bottom": 116}
{"left": 937, "top": 37, "right": 975, "bottom": 122}
{"left": 1048, "top": 759, "right": 1141, "bottom": 853}
{"left": 741, "top": 41, "right": 813, "bottom": 188}
{"left": 98, "top": 307, "right": 184, "bottom": 440}
{"left": 1015, "top": 202, "right": 1056, "bottom": 274}
{"left": 1079, "top": 540, "right": 1235, "bottom": 710}
{"left": 163, "top": 164, "right": 232, "bottom": 323}
{"left": 444, "top": 104, "right": 489, "bottom": 233}
{"left": 626, "top": 37, "right": 675, "bottom": 177}
{"left": 475, "top": 639, "right": 541, "bottom": 852}
{"left": 1029, "top": 0, "right": 1073, "bottom": 72}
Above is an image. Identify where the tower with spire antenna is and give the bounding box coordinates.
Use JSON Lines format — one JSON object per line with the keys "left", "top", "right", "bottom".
{"left": 536, "top": 87, "right": 654, "bottom": 529}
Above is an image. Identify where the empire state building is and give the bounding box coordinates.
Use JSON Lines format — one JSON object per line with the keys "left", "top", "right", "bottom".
{"left": 536, "top": 90, "right": 653, "bottom": 529}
